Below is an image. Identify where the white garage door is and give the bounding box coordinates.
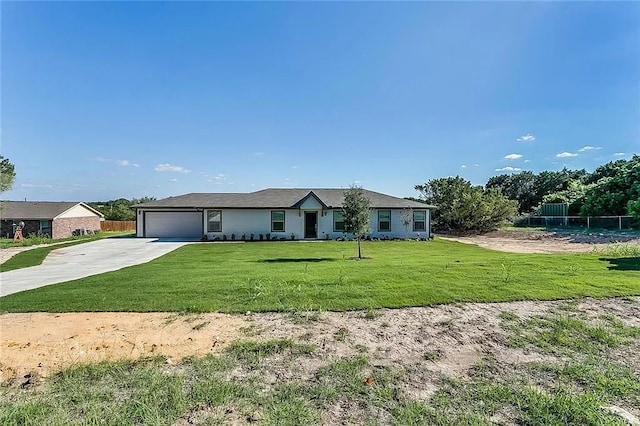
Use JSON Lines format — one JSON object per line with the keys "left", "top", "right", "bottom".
{"left": 145, "top": 211, "right": 203, "bottom": 239}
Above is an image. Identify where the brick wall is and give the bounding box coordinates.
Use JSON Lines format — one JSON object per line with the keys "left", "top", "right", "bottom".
{"left": 52, "top": 217, "right": 101, "bottom": 239}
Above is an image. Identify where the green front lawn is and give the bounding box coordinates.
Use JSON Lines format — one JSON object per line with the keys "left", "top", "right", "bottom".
{"left": 1, "top": 240, "right": 638, "bottom": 312}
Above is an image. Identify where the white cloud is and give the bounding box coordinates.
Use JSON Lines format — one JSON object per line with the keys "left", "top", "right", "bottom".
{"left": 517, "top": 133, "right": 536, "bottom": 142}
{"left": 614, "top": 152, "right": 626, "bottom": 156}
{"left": 524, "top": 159, "right": 531, "bottom": 163}
{"left": 116, "top": 160, "right": 140, "bottom": 167}
{"left": 495, "top": 166, "right": 522, "bottom": 172}
{"left": 96, "top": 157, "right": 140, "bottom": 167}
{"left": 155, "top": 163, "right": 191, "bottom": 173}
{"left": 474, "top": 164, "right": 480, "bottom": 167}
{"left": 504, "top": 153, "right": 522, "bottom": 160}
{"left": 292, "top": 165, "right": 299, "bottom": 169}
{"left": 253, "top": 152, "right": 264, "bottom": 156}
{"left": 169, "top": 178, "right": 178, "bottom": 182}
{"left": 578, "top": 146, "right": 602, "bottom": 152}
{"left": 205, "top": 173, "right": 228, "bottom": 184}
{"left": 556, "top": 152, "right": 578, "bottom": 158}
{"left": 461, "top": 165, "right": 467, "bottom": 168}
{"left": 20, "top": 183, "right": 54, "bottom": 189}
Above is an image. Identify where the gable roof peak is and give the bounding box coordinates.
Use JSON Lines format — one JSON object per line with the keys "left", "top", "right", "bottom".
{"left": 291, "top": 190, "right": 329, "bottom": 209}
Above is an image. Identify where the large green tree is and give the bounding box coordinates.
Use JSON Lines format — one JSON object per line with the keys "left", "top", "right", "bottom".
{"left": 0, "top": 155, "right": 16, "bottom": 192}
{"left": 627, "top": 198, "right": 640, "bottom": 220}
{"left": 486, "top": 168, "right": 587, "bottom": 214}
{"left": 415, "top": 176, "right": 517, "bottom": 232}
{"left": 342, "top": 185, "right": 371, "bottom": 259}
{"left": 542, "top": 181, "right": 595, "bottom": 215}
{"left": 580, "top": 155, "right": 640, "bottom": 216}
{"left": 486, "top": 171, "right": 537, "bottom": 213}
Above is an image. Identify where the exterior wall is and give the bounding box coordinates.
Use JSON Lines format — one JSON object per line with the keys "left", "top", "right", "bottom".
{"left": 136, "top": 209, "right": 144, "bottom": 237}
{"left": 52, "top": 217, "right": 101, "bottom": 239}
{"left": 323, "top": 209, "right": 430, "bottom": 240}
{"left": 56, "top": 204, "right": 98, "bottom": 218}
{"left": 285, "top": 210, "right": 305, "bottom": 239}
{"left": 205, "top": 209, "right": 305, "bottom": 240}
{"left": 201, "top": 208, "right": 431, "bottom": 240}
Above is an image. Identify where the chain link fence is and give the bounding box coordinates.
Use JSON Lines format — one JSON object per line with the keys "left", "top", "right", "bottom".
{"left": 515, "top": 216, "right": 638, "bottom": 230}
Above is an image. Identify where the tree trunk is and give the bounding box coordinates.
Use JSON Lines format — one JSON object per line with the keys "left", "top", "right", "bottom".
{"left": 357, "top": 237, "right": 362, "bottom": 259}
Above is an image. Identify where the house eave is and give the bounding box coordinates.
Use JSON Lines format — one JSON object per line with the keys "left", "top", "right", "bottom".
{"left": 53, "top": 202, "right": 105, "bottom": 220}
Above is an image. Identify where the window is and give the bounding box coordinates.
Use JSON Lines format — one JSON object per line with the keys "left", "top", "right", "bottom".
{"left": 333, "top": 211, "right": 345, "bottom": 232}
{"left": 378, "top": 210, "right": 391, "bottom": 232}
{"left": 413, "top": 211, "right": 426, "bottom": 232}
{"left": 39, "top": 220, "right": 51, "bottom": 236}
{"left": 207, "top": 210, "right": 222, "bottom": 232}
{"left": 271, "top": 210, "right": 285, "bottom": 232}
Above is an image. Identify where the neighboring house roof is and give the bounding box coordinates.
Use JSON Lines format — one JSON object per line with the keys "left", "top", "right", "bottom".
{"left": 0, "top": 201, "right": 105, "bottom": 220}
{"left": 134, "top": 188, "right": 436, "bottom": 209}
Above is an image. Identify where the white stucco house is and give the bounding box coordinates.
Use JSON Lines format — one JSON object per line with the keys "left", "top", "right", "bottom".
{"left": 134, "top": 188, "right": 435, "bottom": 240}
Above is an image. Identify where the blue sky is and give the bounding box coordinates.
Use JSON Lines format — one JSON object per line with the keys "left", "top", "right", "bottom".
{"left": 2, "top": 1, "right": 638, "bottom": 202}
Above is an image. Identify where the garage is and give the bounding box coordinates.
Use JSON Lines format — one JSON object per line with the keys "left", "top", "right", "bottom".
{"left": 144, "top": 211, "right": 203, "bottom": 239}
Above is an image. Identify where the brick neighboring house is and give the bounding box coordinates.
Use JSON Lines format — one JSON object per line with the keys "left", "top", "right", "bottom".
{"left": 0, "top": 201, "right": 104, "bottom": 239}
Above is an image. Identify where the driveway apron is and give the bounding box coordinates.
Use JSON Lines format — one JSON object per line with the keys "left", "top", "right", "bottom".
{"left": 0, "top": 239, "right": 188, "bottom": 297}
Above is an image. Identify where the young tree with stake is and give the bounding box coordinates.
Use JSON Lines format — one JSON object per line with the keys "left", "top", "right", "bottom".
{"left": 342, "top": 185, "right": 371, "bottom": 259}
{"left": 400, "top": 207, "right": 413, "bottom": 240}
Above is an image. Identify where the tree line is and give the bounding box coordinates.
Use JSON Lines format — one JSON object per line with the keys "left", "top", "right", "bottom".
{"left": 88, "top": 198, "right": 156, "bottom": 221}
{"left": 414, "top": 155, "right": 639, "bottom": 232}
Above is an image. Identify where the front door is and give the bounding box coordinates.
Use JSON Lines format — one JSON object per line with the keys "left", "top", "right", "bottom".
{"left": 304, "top": 212, "right": 318, "bottom": 239}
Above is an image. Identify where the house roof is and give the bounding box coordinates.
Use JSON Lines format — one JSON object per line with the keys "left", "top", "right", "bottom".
{"left": 134, "top": 188, "right": 435, "bottom": 209}
{"left": 0, "top": 201, "right": 104, "bottom": 220}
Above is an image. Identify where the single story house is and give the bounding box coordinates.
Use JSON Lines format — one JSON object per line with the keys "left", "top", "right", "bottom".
{"left": 134, "top": 188, "right": 435, "bottom": 240}
{"left": 0, "top": 201, "right": 104, "bottom": 239}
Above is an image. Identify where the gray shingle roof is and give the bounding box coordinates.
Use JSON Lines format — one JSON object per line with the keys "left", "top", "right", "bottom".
{"left": 134, "top": 189, "right": 435, "bottom": 209}
{"left": 0, "top": 201, "right": 104, "bottom": 220}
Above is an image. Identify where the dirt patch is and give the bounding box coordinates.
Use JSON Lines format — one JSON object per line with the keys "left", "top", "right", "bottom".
{"left": 0, "top": 312, "right": 246, "bottom": 381}
{"left": 440, "top": 229, "right": 640, "bottom": 253}
{"left": 3, "top": 298, "right": 638, "bottom": 385}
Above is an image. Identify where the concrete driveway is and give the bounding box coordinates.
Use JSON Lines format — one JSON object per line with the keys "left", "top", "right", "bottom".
{"left": 0, "top": 238, "right": 189, "bottom": 297}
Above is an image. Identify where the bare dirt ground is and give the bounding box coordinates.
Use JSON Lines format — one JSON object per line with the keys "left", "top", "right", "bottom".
{"left": 0, "top": 313, "right": 245, "bottom": 381}
{"left": 439, "top": 229, "right": 640, "bottom": 253}
{"left": 2, "top": 298, "right": 639, "bottom": 388}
